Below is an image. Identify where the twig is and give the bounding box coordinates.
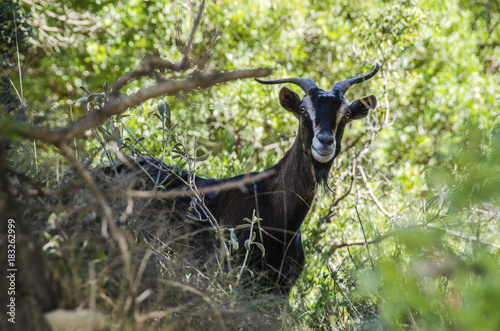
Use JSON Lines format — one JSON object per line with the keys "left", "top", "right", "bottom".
{"left": 328, "top": 222, "right": 500, "bottom": 256}
{"left": 117, "top": 117, "right": 155, "bottom": 159}
{"left": 105, "top": 170, "right": 275, "bottom": 200}
{"left": 109, "top": 57, "right": 189, "bottom": 99}
{"left": 110, "top": 0, "right": 205, "bottom": 98}
{"left": 427, "top": 224, "right": 500, "bottom": 249}
{"left": 57, "top": 144, "right": 114, "bottom": 235}
{"left": 123, "top": 249, "right": 153, "bottom": 315}
{"left": 328, "top": 236, "right": 387, "bottom": 255}
{"left": 135, "top": 302, "right": 193, "bottom": 323}
{"left": 333, "top": 278, "right": 360, "bottom": 318}
{"left": 357, "top": 165, "right": 394, "bottom": 218}
{"left": 332, "top": 155, "right": 357, "bottom": 207}
{"left": 183, "top": 0, "right": 206, "bottom": 60}
{"left": 162, "top": 280, "right": 226, "bottom": 330}
{"left": 56, "top": 143, "right": 136, "bottom": 312}
{"left": 356, "top": 206, "right": 375, "bottom": 269}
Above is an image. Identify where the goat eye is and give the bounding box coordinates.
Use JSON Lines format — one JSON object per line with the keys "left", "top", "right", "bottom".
{"left": 299, "top": 107, "right": 306, "bottom": 114}
{"left": 345, "top": 112, "right": 351, "bottom": 119}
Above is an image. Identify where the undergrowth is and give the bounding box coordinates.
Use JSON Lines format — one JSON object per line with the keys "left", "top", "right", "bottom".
{"left": 9, "top": 86, "right": 303, "bottom": 329}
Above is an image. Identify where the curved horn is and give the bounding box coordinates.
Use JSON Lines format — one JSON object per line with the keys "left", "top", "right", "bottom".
{"left": 255, "top": 77, "right": 318, "bottom": 94}
{"left": 333, "top": 63, "right": 380, "bottom": 95}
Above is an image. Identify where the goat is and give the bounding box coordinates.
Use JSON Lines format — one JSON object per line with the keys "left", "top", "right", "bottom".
{"left": 118, "top": 64, "right": 380, "bottom": 295}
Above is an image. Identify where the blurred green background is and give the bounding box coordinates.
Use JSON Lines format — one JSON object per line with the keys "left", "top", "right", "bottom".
{"left": 2, "top": 0, "right": 499, "bottom": 329}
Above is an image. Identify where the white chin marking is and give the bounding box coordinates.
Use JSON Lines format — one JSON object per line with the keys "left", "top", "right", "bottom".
{"left": 312, "top": 148, "right": 335, "bottom": 163}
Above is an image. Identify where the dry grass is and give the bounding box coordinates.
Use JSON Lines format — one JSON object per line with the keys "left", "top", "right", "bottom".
{"left": 10, "top": 140, "right": 299, "bottom": 330}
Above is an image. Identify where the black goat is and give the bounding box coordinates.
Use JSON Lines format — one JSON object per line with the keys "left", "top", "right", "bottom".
{"left": 120, "top": 64, "right": 380, "bottom": 295}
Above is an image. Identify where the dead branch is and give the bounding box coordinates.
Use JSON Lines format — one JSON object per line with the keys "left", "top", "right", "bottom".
{"left": 161, "top": 280, "right": 226, "bottom": 330}
{"left": 56, "top": 143, "right": 135, "bottom": 310}
{"left": 110, "top": 0, "right": 207, "bottom": 99}
{"left": 109, "top": 57, "right": 190, "bottom": 99}
{"left": 104, "top": 170, "right": 275, "bottom": 200}
{"left": 357, "top": 165, "right": 394, "bottom": 218}
{"left": 326, "top": 233, "right": 392, "bottom": 256}
{"left": 427, "top": 224, "right": 500, "bottom": 249}
{"left": 18, "top": 68, "right": 272, "bottom": 146}
{"left": 327, "top": 223, "right": 500, "bottom": 257}
{"left": 135, "top": 302, "right": 194, "bottom": 324}
{"left": 328, "top": 238, "right": 382, "bottom": 255}
{"left": 356, "top": 206, "right": 375, "bottom": 268}
{"left": 183, "top": 0, "right": 206, "bottom": 61}
{"left": 332, "top": 152, "right": 357, "bottom": 207}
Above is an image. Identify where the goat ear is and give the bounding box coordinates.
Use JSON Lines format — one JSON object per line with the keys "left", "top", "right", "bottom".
{"left": 279, "top": 87, "right": 301, "bottom": 116}
{"left": 348, "top": 95, "right": 377, "bottom": 121}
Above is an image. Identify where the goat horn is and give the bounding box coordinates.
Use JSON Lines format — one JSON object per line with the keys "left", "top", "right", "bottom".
{"left": 255, "top": 77, "right": 318, "bottom": 94}
{"left": 333, "top": 63, "right": 380, "bottom": 94}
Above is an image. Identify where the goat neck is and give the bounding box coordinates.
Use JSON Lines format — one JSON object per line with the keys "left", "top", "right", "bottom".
{"left": 267, "top": 137, "right": 327, "bottom": 233}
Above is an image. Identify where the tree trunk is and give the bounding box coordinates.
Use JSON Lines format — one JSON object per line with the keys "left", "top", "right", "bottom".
{"left": 0, "top": 135, "right": 55, "bottom": 331}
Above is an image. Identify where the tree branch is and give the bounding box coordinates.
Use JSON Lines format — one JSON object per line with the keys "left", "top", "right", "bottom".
{"left": 427, "top": 224, "right": 500, "bottom": 249}
{"left": 104, "top": 170, "right": 275, "bottom": 200}
{"left": 56, "top": 143, "right": 135, "bottom": 309}
{"left": 18, "top": 68, "right": 272, "bottom": 145}
{"left": 357, "top": 165, "right": 394, "bottom": 218}
{"left": 183, "top": 0, "right": 206, "bottom": 61}
{"left": 328, "top": 236, "right": 387, "bottom": 255}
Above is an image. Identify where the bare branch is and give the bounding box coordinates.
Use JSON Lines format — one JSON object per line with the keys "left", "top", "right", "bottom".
{"left": 327, "top": 223, "right": 500, "bottom": 257}
{"left": 114, "top": 0, "right": 208, "bottom": 99}
{"left": 160, "top": 280, "right": 226, "bottom": 330}
{"left": 109, "top": 57, "right": 189, "bottom": 99}
{"left": 427, "top": 224, "right": 500, "bottom": 249}
{"left": 357, "top": 165, "right": 394, "bottom": 218}
{"left": 332, "top": 154, "right": 357, "bottom": 207}
{"left": 56, "top": 144, "right": 110, "bottom": 235}
{"left": 328, "top": 236, "right": 387, "bottom": 255}
{"left": 18, "top": 68, "right": 272, "bottom": 145}
{"left": 356, "top": 206, "right": 375, "bottom": 268}
{"left": 57, "top": 143, "right": 135, "bottom": 305}
{"left": 104, "top": 170, "right": 275, "bottom": 200}
{"left": 135, "top": 302, "right": 193, "bottom": 324}
{"left": 183, "top": 0, "right": 206, "bottom": 60}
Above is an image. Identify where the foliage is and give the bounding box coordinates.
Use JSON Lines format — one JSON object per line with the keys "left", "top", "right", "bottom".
{"left": 2, "top": 0, "right": 499, "bottom": 329}
{"left": 0, "top": 0, "right": 32, "bottom": 66}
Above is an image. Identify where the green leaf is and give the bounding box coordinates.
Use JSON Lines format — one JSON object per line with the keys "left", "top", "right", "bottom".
{"left": 195, "top": 153, "right": 210, "bottom": 162}
{"left": 230, "top": 230, "right": 238, "bottom": 243}
{"left": 176, "top": 161, "right": 186, "bottom": 174}
{"left": 79, "top": 84, "right": 92, "bottom": 97}
{"left": 100, "top": 150, "right": 113, "bottom": 163}
{"left": 230, "top": 230, "right": 239, "bottom": 251}
{"left": 234, "top": 224, "right": 251, "bottom": 231}
{"left": 73, "top": 96, "right": 88, "bottom": 105}
{"left": 253, "top": 242, "right": 265, "bottom": 257}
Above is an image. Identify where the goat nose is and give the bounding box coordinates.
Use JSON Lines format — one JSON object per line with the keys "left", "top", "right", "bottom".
{"left": 317, "top": 132, "right": 334, "bottom": 145}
